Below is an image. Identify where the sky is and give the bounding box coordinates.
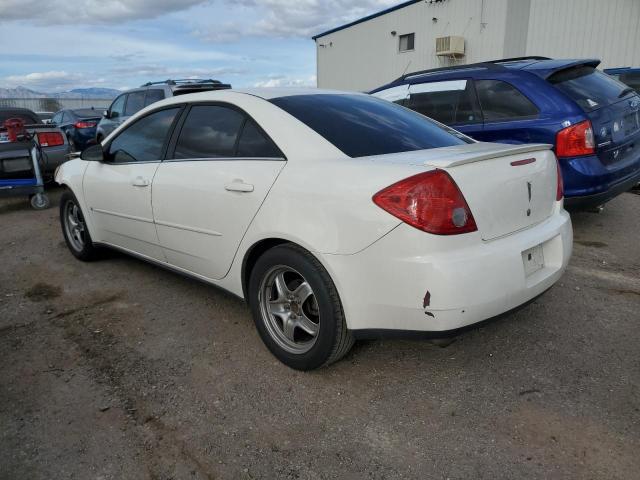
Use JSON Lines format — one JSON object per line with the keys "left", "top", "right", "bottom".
{"left": 0, "top": 0, "right": 398, "bottom": 92}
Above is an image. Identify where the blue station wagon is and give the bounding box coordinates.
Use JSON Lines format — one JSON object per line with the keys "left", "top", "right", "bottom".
{"left": 371, "top": 57, "right": 640, "bottom": 209}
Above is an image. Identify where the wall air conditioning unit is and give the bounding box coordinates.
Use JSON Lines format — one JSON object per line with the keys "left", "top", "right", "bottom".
{"left": 435, "top": 36, "right": 465, "bottom": 57}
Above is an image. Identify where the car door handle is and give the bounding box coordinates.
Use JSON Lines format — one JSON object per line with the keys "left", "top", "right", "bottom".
{"left": 225, "top": 181, "right": 254, "bottom": 193}
{"left": 132, "top": 176, "right": 150, "bottom": 187}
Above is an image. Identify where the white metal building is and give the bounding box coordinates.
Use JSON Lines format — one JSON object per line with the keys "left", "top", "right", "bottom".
{"left": 313, "top": 0, "right": 640, "bottom": 91}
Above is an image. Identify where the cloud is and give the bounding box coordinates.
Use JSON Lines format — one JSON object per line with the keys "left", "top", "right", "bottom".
{"left": 196, "top": 0, "right": 398, "bottom": 41}
{"left": 0, "top": 0, "right": 208, "bottom": 24}
{"left": 253, "top": 74, "right": 317, "bottom": 88}
{"left": 2, "top": 70, "right": 108, "bottom": 91}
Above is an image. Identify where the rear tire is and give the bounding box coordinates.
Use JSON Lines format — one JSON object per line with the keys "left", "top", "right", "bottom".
{"left": 60, "top": 190, "right": 100, "bottom": 261}
{"left": 248, "top": 243, "right": 354, "bottom": 370}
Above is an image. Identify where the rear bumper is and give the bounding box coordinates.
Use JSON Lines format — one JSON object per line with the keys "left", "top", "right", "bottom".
{"left": 562, "top": 152, "right": 640, "bottom": 208}
{"left": 321, "top": 206, "right": 572, "bottom": 333}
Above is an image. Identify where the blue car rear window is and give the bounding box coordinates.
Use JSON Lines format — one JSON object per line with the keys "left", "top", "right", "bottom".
{"left": 270, "top": 94, "right": 471, "bottom": 158}
{"left": 548, "top": 66, "right": 631, "bottom": 111}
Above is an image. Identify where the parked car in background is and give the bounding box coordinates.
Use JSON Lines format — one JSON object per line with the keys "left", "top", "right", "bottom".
{"left": 604, "top": 67, "right": 640, "bottom": 93}
{"left": 95, "top": 78, "right": 231, "bottom": 141}
{"left": 51, "top": 108, "right": 103, "bottom": 152}
{"left": 371, "top": 57, "right": 640, "bottom": 209}
{"left": 0, "top": 107, "right": 70, "bottom": 178}
{"left": 36, "top": 111, "right": 54, "bottom": 124}
{"left": 56, "top": 88, "right": 571, "bottom": 370}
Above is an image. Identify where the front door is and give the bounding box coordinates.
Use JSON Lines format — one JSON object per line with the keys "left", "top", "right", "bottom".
{"left": 83, "top": 106, "right": 182, "bottom": 260}
{"left": 152, "top": 104, "right": 286, "bottom": 280}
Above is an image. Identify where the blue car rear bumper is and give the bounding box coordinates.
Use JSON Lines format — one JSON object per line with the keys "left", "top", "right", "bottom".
{"left": 562, "top": 153, "right": 640, "bottom": 208}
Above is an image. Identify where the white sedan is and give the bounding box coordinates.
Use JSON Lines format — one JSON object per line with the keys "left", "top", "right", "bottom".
{"left": 56, "top": 88, "right": 572, "bottom": 370}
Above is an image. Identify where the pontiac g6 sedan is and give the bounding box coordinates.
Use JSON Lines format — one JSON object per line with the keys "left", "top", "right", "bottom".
{"left": 56, "top": 88, "right": 572, "bottom": 370}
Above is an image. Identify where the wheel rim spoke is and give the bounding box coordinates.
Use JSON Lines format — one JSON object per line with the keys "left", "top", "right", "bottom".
{"left": 282, "top": 315, "right": 296, "bottom": 341}
{"left": 293, "top": 281, "right": 313, "bottom": 304}
{"left": 273, "top": 272, "right": 291, "bottom": 300}
{"left": 297, "top": 313, "right": 319, "bottom": 337}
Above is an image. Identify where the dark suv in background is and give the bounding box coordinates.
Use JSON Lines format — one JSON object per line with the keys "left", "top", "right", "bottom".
{"left": 371, "top": 57, "right": 640, "bottom": 209}
{"left": 95, "top": 79, "right": 231, "bottom": 141}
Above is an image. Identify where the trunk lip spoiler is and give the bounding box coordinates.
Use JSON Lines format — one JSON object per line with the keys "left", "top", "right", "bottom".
{"left": 424, "top": 143, "right": 553, "bottom": 168}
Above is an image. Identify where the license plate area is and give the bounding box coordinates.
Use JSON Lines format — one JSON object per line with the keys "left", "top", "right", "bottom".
{"left": 522, "top": 244, "right": 545, "bottom": 276}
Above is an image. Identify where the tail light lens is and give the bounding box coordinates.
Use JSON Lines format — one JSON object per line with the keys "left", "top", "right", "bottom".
{"left": 556, "top": 120, "right": 595, "bottom": 157}
{"left": 74, "top": 121, "right": 97, "bottom": 129}
{"left": 373, "top": 169, "right": 477, "bottom": 235}
{"left": 36, "top": 132, "right": 64, "bottom": 147}
{"left": 556, "top": 159, "right": 564, "bottom": 201}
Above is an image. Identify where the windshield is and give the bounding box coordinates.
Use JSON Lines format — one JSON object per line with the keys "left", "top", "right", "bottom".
{"left": 548, "top": 66, "right": 631, "bottom": 111}
{"left": 270, "top": 94, "right": 471, "bottom": 158}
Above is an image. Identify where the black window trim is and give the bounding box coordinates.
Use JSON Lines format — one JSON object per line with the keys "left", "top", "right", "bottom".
{"left": 475, "top": 78, "right": 540, "bottom": 124}
{"left": 102, "top": 104, "right": 186, "bottom": 165}
{"left": 165, "top": 101, "right": 287, "bottom": 162}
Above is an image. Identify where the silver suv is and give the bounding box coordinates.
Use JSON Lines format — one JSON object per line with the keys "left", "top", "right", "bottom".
{"left": 95, "top": 79, "right": 231, "bottom": 142}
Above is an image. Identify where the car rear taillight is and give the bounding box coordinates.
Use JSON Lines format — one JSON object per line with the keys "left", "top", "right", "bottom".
{"left": 373, "top": 169, "right": 477, "bottom": 235}
{"left": 556, "top": 159, "right": 564, "bottom": 201}
{"left": 74, "top": 121, "right": 97, "bottom": 129}
{"left": 556, "top": 120, "right": 595, "bottom": 157}
{"left": 36, "top": 132, "right": 64, "bottom": 147}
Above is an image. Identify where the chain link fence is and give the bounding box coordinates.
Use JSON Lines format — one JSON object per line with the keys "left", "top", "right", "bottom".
{"left": 0, "top": 98, "right": 111, "bottom": 112}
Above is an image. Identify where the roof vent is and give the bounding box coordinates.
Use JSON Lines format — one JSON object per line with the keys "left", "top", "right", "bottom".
{"left": 435, "top": 36, "right": 465, "bottom": 57}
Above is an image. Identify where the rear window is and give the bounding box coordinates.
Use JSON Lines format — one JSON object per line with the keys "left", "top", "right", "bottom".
{"left": 548, "top": 66, "right": 629, "bottom": 111}
{"left": 270, "top": 94, "right": 470, "bottom": 158}
{"left": 619, "top": 72, "right": 640, "bottom": 92}
{"left": 0, "top": 111, "right": 40, "bottom": 125}
{"left": 72, "top": 108, "right": 101, "bottom": 118}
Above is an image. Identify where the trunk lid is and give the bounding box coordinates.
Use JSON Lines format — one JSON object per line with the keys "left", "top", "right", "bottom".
{"left": 423, "top": 143, "right": 558, "bottom": 241}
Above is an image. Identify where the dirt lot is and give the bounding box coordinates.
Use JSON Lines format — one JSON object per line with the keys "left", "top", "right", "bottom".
{"left": 1, "top": 187, "right": 639, "bottom": 480}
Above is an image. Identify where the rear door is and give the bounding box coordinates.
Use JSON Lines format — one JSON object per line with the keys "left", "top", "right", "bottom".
{"left": 548, "top": 65, "right": 640, "bottom": 168}
{"left": 83, "top": 106, "right": 182, "bottom": 260}
{"left": 474, "top": 79, "right": 541, "bottom": 144}
{"left": 407, "top": 79, "right": 483, "bottom": 137}
{"left": 152, "top": 103, "right": 285, "bottom": 280}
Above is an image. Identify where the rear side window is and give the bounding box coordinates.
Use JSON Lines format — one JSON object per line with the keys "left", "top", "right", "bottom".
{"left": 408, "top": 80, "right": 481, "bottom": 124}
{"left": 145, "top": 89, "right": 165, "bottom": 106}
{"left": 124, "top": 91, "right": 145, "bottom": 116}
{"left": 107, "top": 108, "right": 180, "bottom": 163}
{"left": 475, "top": 80, "right": 539, "bottom": 121}
{"left": 270, "top": 94, "right": 470, "bottom": 158}
{"left": 173, "top": 105, "right": 244, "bottom": 159}
{"left": 237, "top": 120, "right": 282, "bottom": 158}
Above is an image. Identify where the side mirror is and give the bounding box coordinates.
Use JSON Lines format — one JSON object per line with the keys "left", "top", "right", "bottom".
{"left": 103, "top": 109, "right": 110, "bottom": 119}
{"left": 81, "top": 143, "right": 105, "bottom": 162}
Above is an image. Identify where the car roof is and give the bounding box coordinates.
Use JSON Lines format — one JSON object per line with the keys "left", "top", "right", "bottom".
{"left": 373, "top": 57, "right": 602, "bottom": 91}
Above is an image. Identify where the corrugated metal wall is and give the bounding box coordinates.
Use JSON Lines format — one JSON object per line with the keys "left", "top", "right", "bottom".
{"left": 316, "top": 0, "right": 640, "bottom": 91}
{"left": 316, "top": 0, "right": 510, "bottom": 91}
{"left": 525, "top": 0, "right": 640, "bottom": 69}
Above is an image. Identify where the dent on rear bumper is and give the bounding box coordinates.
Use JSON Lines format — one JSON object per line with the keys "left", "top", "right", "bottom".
{"left": 321, "top": 207, "right": 572, "bottom": 332}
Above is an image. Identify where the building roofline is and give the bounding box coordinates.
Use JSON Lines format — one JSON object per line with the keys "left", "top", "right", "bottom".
{"left": 312, "top": 0, "right": 423, "bottom": 40}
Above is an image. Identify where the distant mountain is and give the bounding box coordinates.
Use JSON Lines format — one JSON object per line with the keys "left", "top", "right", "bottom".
{"left": 0, "top": 86, "right": 121, "bottom": 99}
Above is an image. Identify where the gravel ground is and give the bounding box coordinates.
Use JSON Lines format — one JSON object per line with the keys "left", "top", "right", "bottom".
{"left": 1, "top": 187, "right": 639, "bottom": 480}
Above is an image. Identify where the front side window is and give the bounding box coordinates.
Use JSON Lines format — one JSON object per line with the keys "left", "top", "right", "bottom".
{"left": 408, "top": 80, "right": 481, "bottom": 124}
{"left": 107, "top": 108, "right": 180, "bottom": 163}
{"left": 173, "top": 105, "right": 244, "bottom": 159}
{"left": 399, "top": 33, "right": 415, "bottom": 52}
{"left": 110, "top": 95, "right": 126, "bottom": 119}
{"left": 124, "top": 91, "right": 145, "bottom": 116}
{"left": 270, "top": 94, "right": 471, "bottom": 158}
{"left": 475, "top": 79, "right": 539, "bottom": 121}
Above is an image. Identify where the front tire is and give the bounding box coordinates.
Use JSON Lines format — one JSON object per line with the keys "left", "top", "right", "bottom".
{"left": 60, "top": 190, "right": 100, "bottom": 261}
{"left": 248, "top": 244, "right": 354, "bottom": 370}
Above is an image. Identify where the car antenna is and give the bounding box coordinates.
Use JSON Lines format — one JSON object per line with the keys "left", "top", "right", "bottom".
{"left": 401, "top": 60, "right": 412, "bottom": 78}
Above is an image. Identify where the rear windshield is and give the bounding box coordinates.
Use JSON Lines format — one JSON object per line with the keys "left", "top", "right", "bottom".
{"left": 72, "top": 108, "right": 101, "bottom": 118}
{"left": 548, "top": 66, "right": 630, "bottom": 111}
{"left": 0, "top": 111, "right": 41, "bottom": 125}
{"left": 270, "top": 94, "right": 471, "bottom": 158}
